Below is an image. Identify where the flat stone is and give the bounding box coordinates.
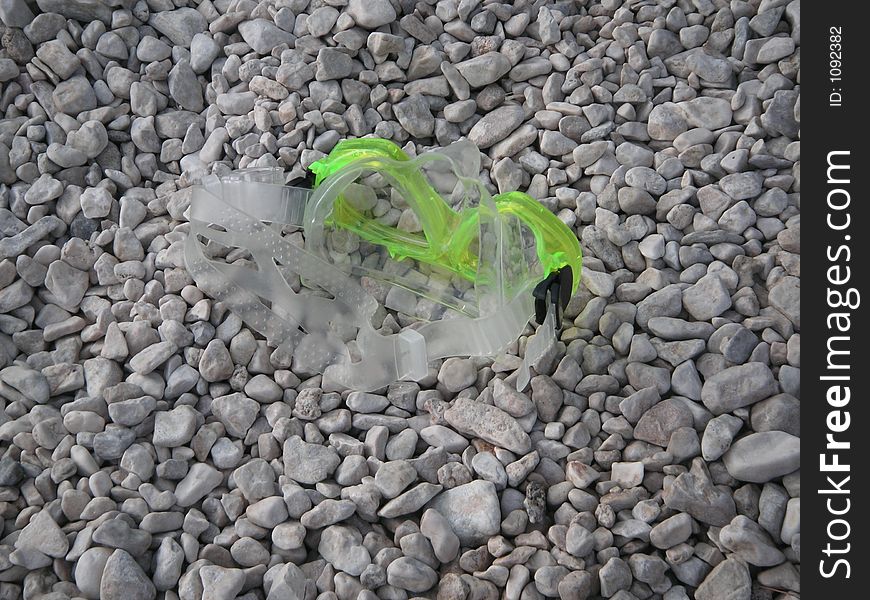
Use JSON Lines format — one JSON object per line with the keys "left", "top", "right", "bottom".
{"left": 678, "top": 97, "right": 732, "bottom": 129}
{"left": 174, "top": 463, "right": 223, "bottom": 507}
{"left": 695, "top": 558, "right": 751, "bottom": 600}
{"left": 455, "top": 52, "right": 512, "bottom": 88}
{"left": 387, "top": 557, "right": 438, "bottom": 593}
{"left": 719, "top": 172, "right": 763, "bottom": 200}
{"left": 722, "top": 432, "right": 800, "bottom": 483}
{"left": 378, "top": 482, "right": 442, "bottom": 518}
{"left": 238, "top": 19, "right": 292, "bottom": 54}
{"left": 444, "top": 398, "right": 531, "bottom": 454}
{"left": 701, "top": 362, "right": 778, "bottom": 415}
{"left": 633, "top": 399, "right": 693, "bottom": 447}
{"left": 346, "top": 0, "right": 397, "bottom": 28}
{"left": 768, "top": 276, "right": 800, "bottom": 328}
{"left": 148, "top": 8, "right": 206, "bottom": 48}
{"left": 468, "top": 105, "right": 525, "bottom": 149}
{"left": 198, "top": 566, "right": 245, "bottom": 600}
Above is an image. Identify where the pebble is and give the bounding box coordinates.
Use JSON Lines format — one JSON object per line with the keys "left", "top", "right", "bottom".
{"left": 44, "top": 260, "right": 89, "bottom": 309}
{"left": 100, "top": 549, "right": 157, "bottom": 600}
{"left": 650, "top": 513, "right": 694, "bottom": 549}
{"left": 695, "top": 558, "right": 751, "bottom": 600}
{"left": 283, "top": 435, "right": 341, "bottom": 484}
{"left": 429, "top": 480, "right": 501, "bottom": 545}
{"left": 300, "top": 498, "right": 356, "bottom": 528}
{"left": 720, "top": 515, "right": 787, "bottom": 566}
{"left": 153, "top": 406, "right": 198, "bottom": 447}
{"left": 319, "top": 525, "right": 371, "bottom": 576}
{"left": 374, "top": 459, "right": 417, "bottom": 498}
{"left": 648, "top": 103, "right": 688, "bottom": 140}
{"left": 720, "top": 172, "right": 764, "bottom": 200}
{"left": 16, "top": 510, "right": 69, "bottom": 557}
{"left": 683, "top": 273, "right": 732, "bottom": 320}
{"left": 420, "top": 508, "right": 460, "bottom": 563}
{"left": 1, "top": 365, "right": 50, "bottom": 403}
{"left": 444, "top": 398, "right": 531, "bottom": 454}
{"left": 199, "top": 339, "right": 234, "bottom": 382}
{"left": 438, "top": 358, "right": 477, "bottom": 392}
{"left": 394, "top": 94, "right": 435, "bottom": 138}
{"left": 0, "top": 1, "right": 801, "bottom": 597}
{"left": 664, "top": 459, "right": 737, "bottom": 526}
{"left": 347, "top": 0, "right": 396, "bottom": 28}
{"left": 387, "top": 557, "right": 438, "bottom": 593}
{"left": 751, "top": 393, "right": 800, "bottom": 436}
{"left": 130, "top": 341, "right": 177, "bottom": 374}
{"left": 52, "top": 76, "right": 97, "bottom": 114}
{"left": 75, "top": 547, "right": 113, "bottom": 598}
{"left": 211, "top": 393, "right": 259, "bottom": 438}
{"left": 148, "top": 8, "right": 205, "bottom": 47}
{"left": 199, "top": 566, "right": 245, "bottom": 600}
{"left": 175, "top": 463, "right": 223, "bottom": 507}
{"left": 701, "top": 362, "right": 778, "bottom": 414}
{"left": 633, "top": 399, "right": 693, "bottom": 447}
{"left": 702, "top": 414, "right": 744, "bottom": 461}
{"left": 247, "top": 497, "right": 289, "bottom": 528}
{"left": 455, "top": 52, "right": 512, "bottom": 88}
{"left": 238, "top": 19, "right": 292, "bottom": 54}
{"left": 723, "top": 432, "right": 801, "bottom": 483}
{"left": 80, "top": 187, "right": 113, "bottom": 219}
{"left": 188, "top": 34, "right": 220, "bottom": 73}
{"left": 565, "top": 523, "right": 595, "bottom": 557}
{"left": 316, "top": 48, "right": 353, "bottom": 81}
{"left": 468, "top": 105, "right": 525, "bottom": 149}
{"left": 378, "top": 482, "right": 442, "bottom": 518}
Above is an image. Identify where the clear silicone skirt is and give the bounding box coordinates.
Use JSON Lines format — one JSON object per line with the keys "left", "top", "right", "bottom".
{"left": 185, "top": 139, "right": 581, "bottom": 391}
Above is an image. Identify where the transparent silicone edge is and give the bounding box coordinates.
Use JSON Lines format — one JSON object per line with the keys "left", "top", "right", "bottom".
{"left": 187, "top": 172, "right": 538, "bottom": 391}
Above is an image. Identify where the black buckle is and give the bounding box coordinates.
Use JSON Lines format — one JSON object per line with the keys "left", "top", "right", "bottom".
{"left": 533, "top": 265, "right": 573, "bottom": 330}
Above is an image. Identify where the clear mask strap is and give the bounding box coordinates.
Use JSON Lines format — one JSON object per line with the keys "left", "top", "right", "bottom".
{"left": 516, "top": 304, "right": 557, "bottom": 392}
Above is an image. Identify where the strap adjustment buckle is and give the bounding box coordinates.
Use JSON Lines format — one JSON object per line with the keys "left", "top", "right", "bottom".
{"left": 533, "top": 265, "right": 573, "bottom": 330}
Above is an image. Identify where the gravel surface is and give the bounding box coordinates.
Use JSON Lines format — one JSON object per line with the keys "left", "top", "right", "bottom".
{"left": 0, "top": 0, "right": 799, "bottom": 599}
